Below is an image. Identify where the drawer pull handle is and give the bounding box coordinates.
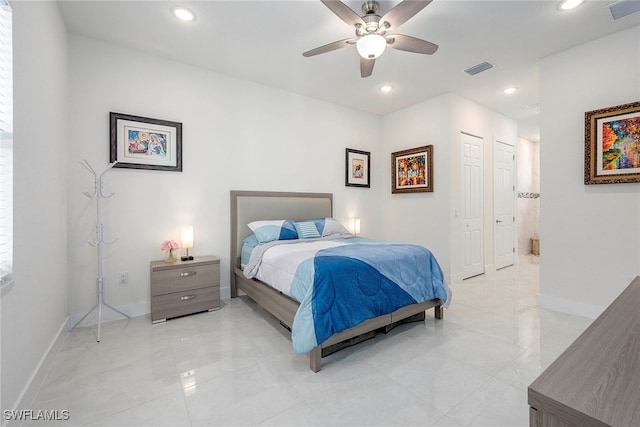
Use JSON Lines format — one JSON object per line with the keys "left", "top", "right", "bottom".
{"left": 180, "top": 294, "right": 197, "bottom": 301}
{"left": 180, "top": 271, "right": 197, "bottom": 277}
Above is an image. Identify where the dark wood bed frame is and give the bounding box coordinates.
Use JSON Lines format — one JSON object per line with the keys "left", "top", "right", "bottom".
{"left": 230, "top": 190, "right": 443, "bottom": 372}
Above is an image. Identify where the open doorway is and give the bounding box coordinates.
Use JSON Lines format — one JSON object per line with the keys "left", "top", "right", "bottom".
{"left": 516, "top": 138, "right": 540, "bottom": 256}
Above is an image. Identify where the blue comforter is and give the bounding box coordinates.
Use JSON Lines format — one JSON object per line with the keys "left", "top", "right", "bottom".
{"left": 245, "top": 237, "right": 451, "bottom": 354}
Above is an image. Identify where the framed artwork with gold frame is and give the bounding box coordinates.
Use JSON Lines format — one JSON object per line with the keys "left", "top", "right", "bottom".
{"left": 585, "top": 101, "right": 640, "bottom": 185}
{"left": 391, "top": 145, "right": 433, "bottom": 193}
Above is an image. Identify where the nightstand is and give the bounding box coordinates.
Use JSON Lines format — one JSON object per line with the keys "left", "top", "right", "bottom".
{"left": 150, "top": 255, "right": 220, "bottom": 323}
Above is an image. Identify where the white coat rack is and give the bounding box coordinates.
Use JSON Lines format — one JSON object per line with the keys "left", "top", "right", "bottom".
{"left": 70, "top": 159, "right": 130, "bottom": 342}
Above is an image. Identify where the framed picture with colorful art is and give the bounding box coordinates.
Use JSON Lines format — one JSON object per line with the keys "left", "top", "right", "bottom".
{"left": 585, "top": 101, "right": 640, "bottom": 185}
{"left": 391, "top": 145, "right": 433, "bottom": 193}
{"left": 345, "top": 148, "right": 370, "bottom": 188}
{"left": 110, "top": 112, "right": 183, "bottom": 172}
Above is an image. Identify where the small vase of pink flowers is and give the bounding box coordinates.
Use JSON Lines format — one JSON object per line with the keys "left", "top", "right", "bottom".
{"left": 161, "top": 240, "right": 180, "bottom": 263}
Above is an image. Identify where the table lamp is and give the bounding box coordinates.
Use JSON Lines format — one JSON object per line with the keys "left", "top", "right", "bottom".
{"left": 352, "top": 218, "right": 361, "bottom": 236}
{"left": 181, "top": 226, "right": 194, "bottom": 261}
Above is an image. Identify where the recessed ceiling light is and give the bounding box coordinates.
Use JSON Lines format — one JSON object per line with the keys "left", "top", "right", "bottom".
{"left": 558, "top": 0, "right": 586, "bottom": 11}
{"left": 172, "top": 6, "right": 195, "bottom": 22}
{"left": 503, "top": 87, "right": 517, "bottom": 95}
{"left": 380, "top": 85, "right": 393, "bottom": 93}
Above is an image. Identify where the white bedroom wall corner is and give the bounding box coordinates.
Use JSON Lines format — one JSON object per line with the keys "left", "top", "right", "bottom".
{"left": 2, "top": 0, "right": 69, "bottom": 414}
{"left": 379, "top": 93, "right": 454, "bottom": 279}
{"left": 9, "top": 318, "right": 68, "bottom": 419}
{"left": 539, "top": 26, "right": 640, "bottom": 315}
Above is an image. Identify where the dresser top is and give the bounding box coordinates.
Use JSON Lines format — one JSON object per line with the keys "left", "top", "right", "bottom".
{"left": 528, "top": 276, "right": 640, "bottom": 426}
{"left": 150, "top": 255, "right": 220, "bottom": 271}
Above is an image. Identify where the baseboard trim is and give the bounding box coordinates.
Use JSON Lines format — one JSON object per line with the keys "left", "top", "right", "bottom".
{"left": 539, "top": 294, "right": 603, "bottom": 319}
{"left": 68, "top": 301, "right": 148, "bottom": 327}
{"left": 69, "top": 290, "right": 233, "bottom": 327}
{"left": 220, "top": 285, "right": 230, "bottom": 301}
{"left": 448, "top": 272, "right": 463, "bottom": 285}
{"left": 4, "top": 317, "right": 69, "bottom": 427}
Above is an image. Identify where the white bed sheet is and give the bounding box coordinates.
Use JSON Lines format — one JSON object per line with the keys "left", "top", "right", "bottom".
{"left": 247, "top": 239, "right": 345, "bottom": 299}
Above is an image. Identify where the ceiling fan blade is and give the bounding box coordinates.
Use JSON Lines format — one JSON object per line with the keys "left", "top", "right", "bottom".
{"left": 303, "top": 38, "right": 355, "bottom": 57}
{"left": 320, "top": 0, "right": 365, "bottom": 27}
{"left": 360, "top": 57, "right": 375, "bottom": 78}
{"left": 387, "top": 34, "right": 438, "bottom": 54}
{"left": 381, "top": 0, "right": 433, "bottom": 30}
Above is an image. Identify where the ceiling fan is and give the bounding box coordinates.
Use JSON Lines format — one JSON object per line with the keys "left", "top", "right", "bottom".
{"left": 303, "top": 0, "right": 438, "bottom": 78}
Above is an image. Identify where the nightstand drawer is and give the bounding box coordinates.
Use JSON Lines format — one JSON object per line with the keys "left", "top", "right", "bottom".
{"left": 151, "top": 285, "right": 219, "bottom": 322}
{"left": 151, "top": 263, "right": 220, "bottom": 296}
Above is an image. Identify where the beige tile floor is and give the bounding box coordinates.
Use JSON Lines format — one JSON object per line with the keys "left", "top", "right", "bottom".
{"left": 24, "top": 256, "right": 592, "bottom": 426}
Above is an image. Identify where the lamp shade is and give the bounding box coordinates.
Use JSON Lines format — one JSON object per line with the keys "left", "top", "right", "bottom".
{"left": 352, "top": 218, "right": 361, "bottom": 235}
{"left": 356, "top": 34, "right": 386, "bottom": 59}
{"left": 181, "top": 226, "right": 194, "bottom": 249}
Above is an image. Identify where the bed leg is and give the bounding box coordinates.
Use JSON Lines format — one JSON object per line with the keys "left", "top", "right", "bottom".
{"left": 435, "top": 305, "right": 444, "bottom": 319}
{"left": 231, "top": 284, "right": 237, "bottom": 298}
{"left": 310, "top": 346, "right": 322, "bottom": 373}
{"left": 230, "top": 273, "right": 237, "bottom": 298}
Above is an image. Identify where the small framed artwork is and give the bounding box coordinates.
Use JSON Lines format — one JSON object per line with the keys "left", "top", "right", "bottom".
{"left": 110, "top": 112, "right": 182, "bottom": 172}
{"left": 585, "top": 101, "right": 640, "bottom": 185}
{"left": 345, "top": 148, "right": 370, "bottom": 188}
{"left": 391, "top": 145, "right": 433, "bottom": 193}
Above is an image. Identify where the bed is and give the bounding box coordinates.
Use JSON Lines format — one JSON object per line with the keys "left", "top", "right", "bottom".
{"left": 230, "top": 190, "right": 449, "bottom": 372}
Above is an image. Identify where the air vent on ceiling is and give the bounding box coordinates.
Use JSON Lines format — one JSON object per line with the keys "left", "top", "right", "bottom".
{"left": 464, "top": 61, "right": 494, "bottom": 76}
{"left": 609, "top": 0, "right": 640, "bottom": 20}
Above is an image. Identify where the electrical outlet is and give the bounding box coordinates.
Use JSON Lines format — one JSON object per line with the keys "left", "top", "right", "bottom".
{"left": 118, "top": 271, "right": 128, "bottom": 284}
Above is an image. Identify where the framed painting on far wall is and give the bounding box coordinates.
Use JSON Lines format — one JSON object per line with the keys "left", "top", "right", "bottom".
{"left": 110, "top": 112, "right": 183, "bottom": 172}
{"left": 585, "top": 101, "right": 640, "bottom": 184}
{"left": 391, "top": 145, "right": 433, "bottom": 193}
{"left": 345, "top": 148, "right": 370, "bottom": 188}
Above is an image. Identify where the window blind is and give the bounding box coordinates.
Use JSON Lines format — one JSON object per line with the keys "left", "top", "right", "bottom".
{"left": 0, "top": 0, "right": 13, "bottom": 289}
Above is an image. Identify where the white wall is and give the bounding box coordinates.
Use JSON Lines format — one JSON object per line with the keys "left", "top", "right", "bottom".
{"left": 380, "top": 94, "right": 453, "bottom": 278}
{"left": 67, "top": 35, "right": 383, "bottom": 322}
{"left": 540, "top": 26, "right": 640, "bottom": 318}
{"left": 0, "top": 1, "right": 69, "bottom": 413}
{"left": 380, "top": 93, "right": 517, "bottom": 283}
{"left": 517, "top": 137, "right": 540, "bottom": 254}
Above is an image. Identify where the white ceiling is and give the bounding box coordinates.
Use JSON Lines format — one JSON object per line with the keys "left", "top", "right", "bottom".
{"left": 57, "top": 0, "right": 640, "bottom": 141}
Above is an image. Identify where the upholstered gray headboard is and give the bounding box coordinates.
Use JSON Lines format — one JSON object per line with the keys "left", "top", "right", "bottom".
{"left": 229, "top": 191, "right": 333, "bottom": 286}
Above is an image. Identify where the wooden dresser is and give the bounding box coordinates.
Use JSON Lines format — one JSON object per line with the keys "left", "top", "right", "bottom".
{"left": 528, "top": 276, "right": 640, "bottom": 426}
{"left": 150, "top": 255, "right": 220, "bottom": 323}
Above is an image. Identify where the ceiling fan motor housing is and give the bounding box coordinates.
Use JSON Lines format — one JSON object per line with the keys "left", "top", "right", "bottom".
{"left": 362, "top": 1, "right": 380, "bottom": 15}
{"left": 358, "top": 1, "right": 384, "bottom": 35}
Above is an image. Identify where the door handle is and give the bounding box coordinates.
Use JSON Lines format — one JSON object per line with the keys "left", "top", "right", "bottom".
{"left": 496, "top": 219, "right": 503, "bottom": 223}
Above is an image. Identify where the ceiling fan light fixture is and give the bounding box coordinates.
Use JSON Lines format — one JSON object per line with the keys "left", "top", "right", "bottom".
{"left": 356, "top": 34, "right": 387, "bottom": 59}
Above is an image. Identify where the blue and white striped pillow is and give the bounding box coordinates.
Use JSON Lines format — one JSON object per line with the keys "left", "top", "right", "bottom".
{"left": 294, "top": 221, "right": 321, "bottom": 239}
